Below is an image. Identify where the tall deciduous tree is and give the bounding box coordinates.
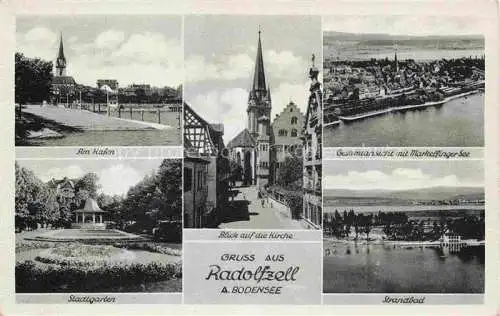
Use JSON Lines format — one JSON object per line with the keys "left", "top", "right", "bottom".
{"left": 276, "top": 156, "right": 303, "bottom": 189}
{"left": 15, "top": 52, "right": 53, "bottom": 104}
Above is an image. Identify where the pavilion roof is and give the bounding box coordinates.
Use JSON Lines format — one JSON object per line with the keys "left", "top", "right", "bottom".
{"left": 74, "top": 198, "right": 107, "bottom": 213}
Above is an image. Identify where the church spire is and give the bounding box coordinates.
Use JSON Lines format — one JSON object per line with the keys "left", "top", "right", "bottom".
{"left": 252, "top": 26, "right": 266, "bottom": 92}
{"left": 56, "top": 32, "right": 67, "bottom": 76}
{"left": 58, "top": 32, "right": 65, "bottom": 60}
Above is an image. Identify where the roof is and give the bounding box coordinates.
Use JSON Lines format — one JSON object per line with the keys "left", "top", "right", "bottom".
{"left": 252, "top": 30, "right": 266, "bottom": 91}
{"left": 52, "top": 76, "right": 76, "bottom": 85}
{"left": 74, "top": 198, "right": 106, "bottom": 213}
{"left": 57, "top": 33, "right": 65, "bottom": 61}
{"left": 227, "top": 128, "right": 256, "bottom": 149}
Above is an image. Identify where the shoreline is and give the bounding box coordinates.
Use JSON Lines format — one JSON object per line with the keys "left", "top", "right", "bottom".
{"left": 323, "top": 237, "right": 485, "bottom": 247}
{"left": 336, "top": 89, "right": 481, "bottom": 123}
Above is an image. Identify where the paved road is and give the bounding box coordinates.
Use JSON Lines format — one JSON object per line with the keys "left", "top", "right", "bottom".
{"left": 23, "top": 105, "right": 171, "bottom": 131}
{"left": 218, "top": 186, "right": 304, "bottom": 229}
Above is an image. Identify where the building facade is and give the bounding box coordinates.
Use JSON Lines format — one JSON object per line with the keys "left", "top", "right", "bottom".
{"left": 97, "top": 79, "right": 119, "bottom": 91}
{"left": 270, "top": 101, "right": 305, "bottom": 184}
{"left": 302, "top": 55, "right": 323, "bottom": 229}
{"left": 184, "top": 103, "right": 229, "bottom": 228}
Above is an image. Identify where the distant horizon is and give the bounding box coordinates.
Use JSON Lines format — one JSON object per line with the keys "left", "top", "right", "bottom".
{"left": 323, "top": 30, "right": 484, "bottom": 40}
{"left": 324, "top": 185, "right": 484, "bottom": 192}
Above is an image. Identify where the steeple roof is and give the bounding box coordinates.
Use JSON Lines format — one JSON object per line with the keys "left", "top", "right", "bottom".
{"left": 252, "top": 28, "right": 266, "bottom": 91}
{"left": 57, "top": 33, "right": 65, "bottom": 61}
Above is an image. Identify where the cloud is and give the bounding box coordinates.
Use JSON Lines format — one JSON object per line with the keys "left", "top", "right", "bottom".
{"left": 17, "top": 28, "right": 183, "bottom": 87}
{"left": 94, "top": 30, "right": 125, "bottom": 50}
{"left": 323, "top": 15, "right": 485, "bottom": 36}
{"left": 324, "top": 168, "right": 480, "bottom": 191}
{"left": 265, "top": 50, "right": 308, "bottom": 84}
{"left": 98, "top": 164, "right": 143, "bottom": 196}
{"left": 185, "top": 53, "right": 253, "bottom": 83}
{"left": 23, "top": 27, "right": 57, "bottom": 42}
{"left": 189, "top": 87, "right": 249, "bottom": 144}
{"left": 40, "top": 165, "right": 85, "bottom": 182}
{"left": 17, "top": 27, "right": 58, "bottom": 61}
{"left": 185, "top": 48, "right": 310, "bottom": 85}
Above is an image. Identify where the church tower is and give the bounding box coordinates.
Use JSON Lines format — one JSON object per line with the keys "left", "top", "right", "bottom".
{"left": 247, "top": 28, "right": 272, "bottom": 140}
{"left": 56, "top": 33, "right": 67, "bottom": 77}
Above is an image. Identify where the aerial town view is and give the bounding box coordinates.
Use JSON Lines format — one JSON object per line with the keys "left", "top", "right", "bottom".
{"left": 15, "top": 159, "right": 182, "bottom": 293}
{"left": 322, "top": 160, "right": 485, "bottom": 293}
{"left": 183, "top": 16, "right": 322, "bottom": 229}
{"left": 322, "top": 16, "right": 485, "bottom": 147}
{"left": 15, "top": 15, "right": 182, "bottom": 146}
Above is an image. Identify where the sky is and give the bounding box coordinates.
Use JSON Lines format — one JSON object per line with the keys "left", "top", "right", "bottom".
{"left": 323, "top": 15, "right": 485, "bottom": 36}
{"left": 16, "top": 159, "right": 173, "bottom": 196}
{"left": 184, "top": 15, "right": 322, "bottom": 144}
{"left": 323, "top": 160, "right": 483, "bottom": 191}
{"left": 16, "top": 15, "right": 182, "bottom": 88}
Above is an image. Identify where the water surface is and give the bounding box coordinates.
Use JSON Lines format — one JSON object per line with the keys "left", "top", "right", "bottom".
{"left": 325, "top": 94, "right": 484, "bottom": 147}
{"left": 323, "top": 241, "right": 484, "bottom": 293}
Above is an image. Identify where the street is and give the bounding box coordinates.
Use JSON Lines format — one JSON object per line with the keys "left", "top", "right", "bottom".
{"left": 218, "top": 186, "right": 304, "bottom": 229}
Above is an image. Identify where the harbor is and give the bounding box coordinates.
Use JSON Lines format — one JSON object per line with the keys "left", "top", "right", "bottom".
{"left": 337, "top": 89, "right": 481, "bottom": 123}
{"left": 324, "top": 92, "right": 484, "bottom": 147}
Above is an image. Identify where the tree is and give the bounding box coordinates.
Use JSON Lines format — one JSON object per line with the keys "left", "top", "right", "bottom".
{"left": 156, "top": 159, "right": 182, "bottom": 220}
{"left": 75, "top": 173, "right": 100, "bottom": 199}
{"left": 15, "top": 162, "right": 61, "bottom": 230}
{"left": 276, "top": 156, "right": 303, "bottom": 189}
{"left": 15, "top": 52, "right": 53, "bottom": 104}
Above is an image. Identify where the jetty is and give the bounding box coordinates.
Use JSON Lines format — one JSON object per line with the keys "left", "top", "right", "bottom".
{"left": 22, "top": 105, "right": 172, "bottom": 132}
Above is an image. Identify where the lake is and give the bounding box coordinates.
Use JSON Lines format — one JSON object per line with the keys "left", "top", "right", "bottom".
{"left": 324, "top": 93, "right": 484, "bottom": 147}
{"left": 323, "top": 241, "right": 484, "bottom": 293}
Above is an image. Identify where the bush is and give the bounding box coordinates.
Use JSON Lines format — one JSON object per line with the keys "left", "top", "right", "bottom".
{"left": 16, "top": 259, "right": 181, "bottom": 293}
{"left": 16, "top": 240, "right": 55, "bottom": 253}
{"left": 112, "top": 242, "right": 181, "bottom": 256}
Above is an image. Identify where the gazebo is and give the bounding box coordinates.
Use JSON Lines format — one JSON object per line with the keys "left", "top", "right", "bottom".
{"left": 72, "top": 198, "right": 107, "bottom": 230}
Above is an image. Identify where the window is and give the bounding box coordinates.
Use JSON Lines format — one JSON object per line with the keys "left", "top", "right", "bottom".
{"left": 291, "top": 116, "right": 298, "bottom": 124}
{"left": 184, "top": 168, "right": 192, "bottom": 192}
{"left": 278, "top": 129, "right": 288, "bottom": 137}
{"left": 291, "top": 129, "right": 298, "bottom": 137}
{"left": 261, "top": 144, "right": 268, "bottom": 151}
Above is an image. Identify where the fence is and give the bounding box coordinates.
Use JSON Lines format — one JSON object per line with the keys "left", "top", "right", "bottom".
{"left": 79, "top": 103, "right": 182, "bottom": 127}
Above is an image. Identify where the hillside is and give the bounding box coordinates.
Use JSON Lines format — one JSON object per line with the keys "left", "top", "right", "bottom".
{"left": 324, "top": 186, "right": 484, "bottom": 206}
